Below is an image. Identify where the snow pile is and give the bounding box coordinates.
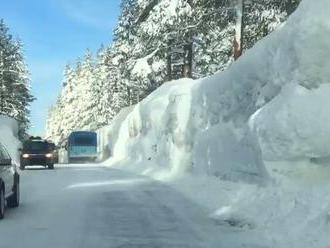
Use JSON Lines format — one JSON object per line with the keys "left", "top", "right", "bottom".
{"left": 100, "top": 0, "right": 330, "bottom": 247}
{"left": 204, "top": 161, "right": 330, "bottom": 248}
{"left": 108, "top": 76, "right": 267, "bottom": 184}
{"left": 251, "top": 84, "right": 330, "bottom": 161}
{"left": 249, "top": 0, "right": 330, "bottom": 161}
{"left": 0, "top": 115, "right": 21, "bottom": 163}
{"left": 109, "top": 0, "right": 330, "bottom": 180}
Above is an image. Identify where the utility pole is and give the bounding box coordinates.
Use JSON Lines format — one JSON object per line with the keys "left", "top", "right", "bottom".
{"left": 233, "top": 0, "right": 245, "bottom": 60}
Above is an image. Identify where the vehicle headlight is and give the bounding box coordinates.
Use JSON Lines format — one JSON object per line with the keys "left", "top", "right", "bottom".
{"left": 45, "top": 153, "right": 53, "bottom": 158}
{"left": 22, "top": 154, "right": 29, "bottom": 158}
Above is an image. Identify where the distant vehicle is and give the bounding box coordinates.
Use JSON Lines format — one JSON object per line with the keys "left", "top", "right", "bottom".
{"left": 20, "top": 138, "right": 55, "bottom": 170}
{"left": 0, "top": 142, "right": 20, "bottom": 219}
{"left": 66, "top": 131, "right": 97, "bottom": 163}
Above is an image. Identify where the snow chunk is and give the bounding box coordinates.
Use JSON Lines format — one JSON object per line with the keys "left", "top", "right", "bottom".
{"left": 132, "top": 56, "right": 152, "bottom": 77}
{"left": 251, "top": 84, "right": 330, "bottom": 161}
{"left": 0, "top": 115, "right": 21, "bottom": 163}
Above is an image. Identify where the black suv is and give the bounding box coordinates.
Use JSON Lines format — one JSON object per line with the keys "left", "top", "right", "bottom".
{"left": 0, "top": 142, "right": 20, "bottom": 219}
{"left": 20, "top": 138, "right": 55, "bottom": 170}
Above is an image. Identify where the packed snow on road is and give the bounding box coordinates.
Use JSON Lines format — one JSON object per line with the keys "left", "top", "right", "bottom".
{"left": 0, "top": 165, "right": 230, "bottom": 248}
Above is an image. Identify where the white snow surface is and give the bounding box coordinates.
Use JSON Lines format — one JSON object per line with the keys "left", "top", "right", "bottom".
{"left": 97, "top": 106, "right": 134, "bottom": 161}
{"left": 251, "top": 84, "right": 330, "bottom": 161}
{"left": 99, "top": 0, "right": 330, "bottom": 247}
{"left": 0, "top": 165, "right": 230, "bottom": 248}
{"left": 0, "top": 115, "right": 21, "bottom": 163}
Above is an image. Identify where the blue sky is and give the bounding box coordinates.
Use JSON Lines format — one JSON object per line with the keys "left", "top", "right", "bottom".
{"left": 0, "top": 0, "right": 121, "bottom": 136}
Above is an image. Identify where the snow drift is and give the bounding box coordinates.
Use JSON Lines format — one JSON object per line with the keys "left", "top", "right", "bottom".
{"left": 0, "top": 115, "right": 21, "bottom": 163}
{"left": 108, "top": 0, "right": 330, "bottom": 177}
{"left": 108, "top": 77, "right": 267, "bottom": 184}
{"left": 251, "top": 84, "right": 330, "bottom": 161}
{"left": 249, "top": 0, "right": 330, "bottom": 161}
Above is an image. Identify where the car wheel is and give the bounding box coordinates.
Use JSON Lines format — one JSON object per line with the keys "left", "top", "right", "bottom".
{"left": 48, "top": 164, "right": 54, "bottom": 170}
{"left": 20, "top": 164, "right": 25, "bottom": 170}
{"left": 7, "top": 178, "right": 19, "bottom": 208}
{"left": 0, "top": 186, "right": 5, "bottom": 219}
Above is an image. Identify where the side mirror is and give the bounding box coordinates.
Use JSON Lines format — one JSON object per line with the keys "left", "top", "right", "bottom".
{"left": 0, "top": 158, "right": 11, "bottom": 166}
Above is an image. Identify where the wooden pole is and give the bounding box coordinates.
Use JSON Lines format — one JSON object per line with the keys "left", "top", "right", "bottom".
{"left": 233, "top": 0, "right": 245, "bottom": 60}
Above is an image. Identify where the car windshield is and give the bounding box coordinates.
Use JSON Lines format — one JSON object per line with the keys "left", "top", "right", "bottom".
{"left": 23, "top": 142, "right": 48, "bottom": 152}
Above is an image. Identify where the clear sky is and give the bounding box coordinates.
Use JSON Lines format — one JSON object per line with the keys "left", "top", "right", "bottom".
{"left": 0, "top": 0, "right": 121, "bottom": 136}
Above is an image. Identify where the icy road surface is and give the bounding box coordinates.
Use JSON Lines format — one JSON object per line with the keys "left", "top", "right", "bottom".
{"left": 0, "top": 165, "right": 225, "bottom": 248}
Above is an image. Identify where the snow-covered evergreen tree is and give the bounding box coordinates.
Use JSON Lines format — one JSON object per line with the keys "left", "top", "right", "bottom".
{"left": 95, "top": 46, "right": 128, "bottom": 126}
{"left": 0, "top": 19, "right": 34, "bottom": 138}
{"left": 76, "top": 50, "right": 97, "bottom": 130}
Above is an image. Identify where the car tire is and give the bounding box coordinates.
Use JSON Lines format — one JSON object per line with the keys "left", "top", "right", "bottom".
{"left": 7, "top": 176, "right": 20, "bottom": 208}
{"left": 48, "top": 164, "right": 54, "bottom": 170}
{"left": 0, "top": 186, "right": 5, "bottom": 219}
{"left": 20, "top": 164, "right": 25, "bottom": 170}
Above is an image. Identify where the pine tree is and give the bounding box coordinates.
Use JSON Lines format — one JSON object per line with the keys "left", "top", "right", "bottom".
{"left": 77, "top": 50, "right": 97, "bottom": 130}
{"left": 0, "top": 19, "right": 34, "bottom": 138}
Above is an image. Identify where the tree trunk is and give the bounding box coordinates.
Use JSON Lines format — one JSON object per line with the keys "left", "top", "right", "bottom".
{"left": 233, "top": 0, "right": 244, "bottom": 60}
{"left": 166, "top": 42, "right": 172, "bottom": 81}
{"left": 183, "top": 42, "right": 193, "bottom": 78}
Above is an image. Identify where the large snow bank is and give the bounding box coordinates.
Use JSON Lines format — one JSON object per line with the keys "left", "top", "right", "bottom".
{"left": 248, "top": 0, "right": 330, "bottom": 161}
{"left": 109, "top": 77, "right": 267, "bottom": 184}
{"left": 108, "top": 0, "right": 330, "bottom": 179}
{"left": 0, "top": 115, "right": 21, "bottom": 163}
{"left": 172, "top": 160, "right": 330, "bottom": 248}
{"left": 102, "top": 0, "right": 330, "bottom": 247}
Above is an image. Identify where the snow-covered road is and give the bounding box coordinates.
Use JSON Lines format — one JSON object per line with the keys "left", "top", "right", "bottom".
{"left": 0, "top": 165, "right": 224, "bottom": 248}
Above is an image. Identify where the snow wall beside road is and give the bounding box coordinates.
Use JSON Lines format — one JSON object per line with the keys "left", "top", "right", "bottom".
{"left": 104, "top": 0, "right": 330, "bottom": 183}
{"left": 97, "top": 106, "right": 134, "bottom": 161}
{"left": 249, "top": 0, "right": 330, "bottom": 161}
{"left": 0, "top": 115, "right": 21, "bottom": 163}
{"left": 100, "top": 1, "right": 330, "bottom": 246}
{"left": 98, "top": 0, "right": 330, "bottom": 248}
{"left": 251, "top": 84, "right": 330, "bottom": 161}
{"left": 105, "top": 75, "right": 268, "bottom": 184}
